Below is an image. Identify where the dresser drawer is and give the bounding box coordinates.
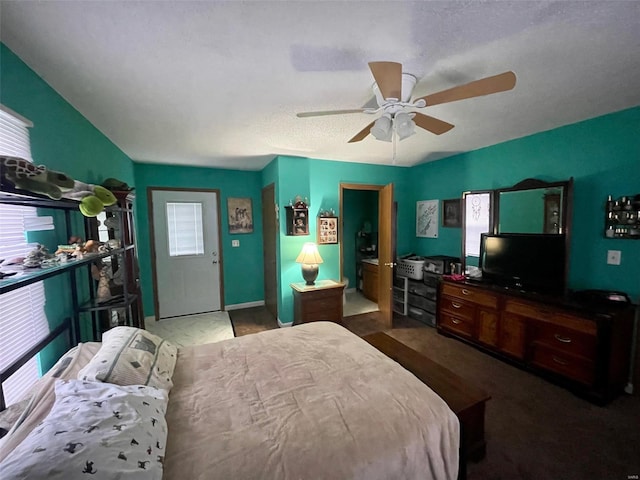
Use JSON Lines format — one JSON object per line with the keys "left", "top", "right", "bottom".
{"left": 440, "top": 295, "right": 475, "bottom": 320}
{"left": 504, "top": 300, "right": 597, "bottom": 335}
{"left": 441, "top": 283, "right": 499, "bottom": 309}
{"left": 531, "top": 321, "right": 597, "bottom": 359}
{"left": 530, "top": 343, "right": 595, "bottom": 386}
{"left": 439, "top": 311, "right": 475, "bottom": 338}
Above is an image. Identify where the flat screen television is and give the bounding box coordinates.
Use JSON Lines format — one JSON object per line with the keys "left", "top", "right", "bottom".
{"left": 479, "top": 233, "right": 566, "bottom": 295}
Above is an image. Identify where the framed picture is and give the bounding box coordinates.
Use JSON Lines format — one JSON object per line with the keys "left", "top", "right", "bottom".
{"left": 317, "top": 216, "right": 338, "bottom": 244}
{"left": 416, "top": 199, "right": 439, "bottom": 238}
{"left": 442, "top": 198, "right": 462, "bottom": 228}
{"left": 227, "top": 197, "right": 253, "bottom": 234}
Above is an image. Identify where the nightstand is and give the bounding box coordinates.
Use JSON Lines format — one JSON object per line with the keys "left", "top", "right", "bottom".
{"left": 291, "top": 279, "right": 345, "bottom": 324}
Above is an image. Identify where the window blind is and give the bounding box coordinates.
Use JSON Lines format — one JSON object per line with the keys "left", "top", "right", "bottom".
{"left": 166, "top": 202, "right": 205, "bottom": 257}
{"left": 0, "top": 104, "right": 49, "bottom": 406}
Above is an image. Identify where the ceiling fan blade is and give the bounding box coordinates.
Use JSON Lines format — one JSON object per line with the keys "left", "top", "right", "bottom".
{"left": 348, "top": 121, "right": 375, "bottom": 143}
{"left": 368, "top": 61, "right": 402, "bottom": 100}
{"left": 296, "top": 109, "right": 366, "bottom": 118}
{"left": 413, "top": 112, "right": 454, "bottom": 135}
{"left": 417, "top": 71, "right": 516, "bottom": 107}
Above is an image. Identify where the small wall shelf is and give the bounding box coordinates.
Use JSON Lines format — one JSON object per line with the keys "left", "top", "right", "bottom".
{"left": 285, "top": 205, "right": 309, "bottom": 235}
{"left": 604, "top": 194, "right": 640, "bottom": 239}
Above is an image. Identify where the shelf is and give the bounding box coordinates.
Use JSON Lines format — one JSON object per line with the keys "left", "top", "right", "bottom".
{"left": 78, "top": 293, "right": 138, "bottom": 312}
{"left": 0, "top": 246, "right": 133, "bottom": 294}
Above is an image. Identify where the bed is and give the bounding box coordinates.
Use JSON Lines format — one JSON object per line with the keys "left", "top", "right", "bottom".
{"left": 0, "top": 321, "right": 460, "bottom": 479}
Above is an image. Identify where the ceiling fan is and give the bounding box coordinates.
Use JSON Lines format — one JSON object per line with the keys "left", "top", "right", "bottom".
{"left": 296, "top": 62, "right": 516, "bottom": 143}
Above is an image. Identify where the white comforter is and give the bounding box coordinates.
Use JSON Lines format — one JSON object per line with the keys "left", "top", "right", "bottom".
{"left": 163, "top": 322, "right": 459, "bottom": 480}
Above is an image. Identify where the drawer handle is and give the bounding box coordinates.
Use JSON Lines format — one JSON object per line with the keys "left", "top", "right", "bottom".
{"left": 452, "top": 319, "right": 462, "bottom": 324}
{"left": 554, "top": 334, "right": 572, "bottom": 343}
{"left": 451, "top": 302, "right": 462, "bottom": 309}
{"left": 461, "top": 289, "right": 471, "bottom": 296}
{"left": 552, "top": 356, "right": 569, "bottom": 366}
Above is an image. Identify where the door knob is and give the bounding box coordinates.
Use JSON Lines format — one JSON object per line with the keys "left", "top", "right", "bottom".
{"left": 384, "top": 262, "right": 396, "bottom": 267}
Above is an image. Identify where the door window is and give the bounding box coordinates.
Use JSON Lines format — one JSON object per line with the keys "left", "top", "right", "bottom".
{"left": 166, "top": 202, "right": 204, "bottom": 257}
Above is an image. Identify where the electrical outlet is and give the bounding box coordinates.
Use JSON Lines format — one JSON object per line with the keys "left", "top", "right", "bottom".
{"left": 232, "top": 239, "right": 240, "bottom": 247}
{"left": 607, "top": 250, "right": 621, "bottom": 265}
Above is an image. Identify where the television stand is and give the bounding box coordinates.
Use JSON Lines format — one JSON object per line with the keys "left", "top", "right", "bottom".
{"left": 437, "top": 279, "right": 635, "bottom": 404}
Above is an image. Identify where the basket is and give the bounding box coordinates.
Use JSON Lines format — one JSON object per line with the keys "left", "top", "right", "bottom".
{"left": 396, "top": 256, "right": 425, "bottom": 280}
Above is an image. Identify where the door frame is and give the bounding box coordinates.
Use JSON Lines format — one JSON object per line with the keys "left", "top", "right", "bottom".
{"left": 339, "top": 182, "right": 394, "bottom": 326}
{"left": 261, "top": 183, "right": 278, "bottom": 320}
{"left": 147, "top": 187, "right": 225, "bottom": 321}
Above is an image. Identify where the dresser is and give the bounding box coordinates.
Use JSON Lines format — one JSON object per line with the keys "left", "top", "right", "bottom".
{"left": 291, "top": 280, "right": 345, "bottom": 324}
{"left": 438, "top": 280, "right": 635, "bottom": 404}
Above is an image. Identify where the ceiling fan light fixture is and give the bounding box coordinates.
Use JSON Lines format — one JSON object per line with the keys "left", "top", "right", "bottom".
{"left": 371, "top": 113, "right": 393, "bottom": 142}
{"left": 395, "top": 112, "right": 416, "bottom": 140}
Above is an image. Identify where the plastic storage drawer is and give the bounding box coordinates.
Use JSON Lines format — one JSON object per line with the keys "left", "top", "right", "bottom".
{"left": 408, "top": 306, "right": 436, "bottom": 327}
{"left": 408, "top": 293, "right": 437, "bottom": 313}
{"left": 408, "top": 281, "right": 437, "bottom": 300}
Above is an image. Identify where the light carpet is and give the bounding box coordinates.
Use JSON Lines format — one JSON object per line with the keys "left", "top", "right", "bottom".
{"left": 144, "top": 311, "right": 234, "bottom": 347}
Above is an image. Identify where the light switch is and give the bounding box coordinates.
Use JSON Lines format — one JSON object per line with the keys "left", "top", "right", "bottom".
{"left": 232, "top": 239, "right": 240, "bottom": 247}
{"left": 607, "top": 250, "right": 621, "bottom": 265}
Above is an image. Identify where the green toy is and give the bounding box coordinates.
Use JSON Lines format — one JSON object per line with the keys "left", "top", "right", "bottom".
{"left": 1, "top": 155, "right": 74, "bottom": 200}
{"left": 1, "top": 155, "right": 117, "bottom": 216}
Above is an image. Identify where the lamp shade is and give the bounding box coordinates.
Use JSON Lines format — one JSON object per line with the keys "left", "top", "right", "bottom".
{"left": 395, "top": 111, "right": 416, "bottom": 140}
{"left": 296, "top": 242, "right": 323, "bottom": 264}
{"left": 371, "top": 114, "right": 393, "bottom": 142}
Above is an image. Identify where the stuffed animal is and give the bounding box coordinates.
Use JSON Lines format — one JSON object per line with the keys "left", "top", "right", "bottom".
{"left": 1, "top": 156, "right": 75, "bottom": 200}
{"left": 60, "top": 180, "right": 117, "bottom": 217}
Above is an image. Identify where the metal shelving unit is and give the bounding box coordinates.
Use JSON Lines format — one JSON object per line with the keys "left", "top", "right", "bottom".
{"left": 0, "top": 181, "right": 142, "bottom": 341}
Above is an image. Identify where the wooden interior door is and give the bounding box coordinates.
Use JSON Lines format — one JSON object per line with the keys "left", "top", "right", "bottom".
{"left": 378, "top": 183, "right": 394, "bottom": 327}
{"left": 262, "top": 184, "right": 278, "bottom": 319}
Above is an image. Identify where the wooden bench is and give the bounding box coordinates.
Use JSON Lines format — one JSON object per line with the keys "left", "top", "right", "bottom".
{"left": 362, "top": 332, "right": 490, "bottom": 475}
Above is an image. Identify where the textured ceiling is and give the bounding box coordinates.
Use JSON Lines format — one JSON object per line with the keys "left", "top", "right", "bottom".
{"left": 1, "top": 1, "right": 639, "bottom": 170}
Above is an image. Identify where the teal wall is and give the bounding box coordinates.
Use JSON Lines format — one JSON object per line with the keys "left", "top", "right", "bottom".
{"left": 132, "top": 163, "right": 264, "bottom": 315}
{"left": 408, "top": 106, "right": 640, "bottom": 300}
{"left": 343, "top": 189, "right": 378, "bottom": 290}
{"left": 274, "top": 156, "right": 411, "bottom": 324}
{"left": 1, "top": 43, "right": 135, "bottom": 369}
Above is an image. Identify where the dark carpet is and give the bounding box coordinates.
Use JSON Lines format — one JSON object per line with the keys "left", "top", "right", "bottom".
{"left": 228, "top": 307, "right": 640, "bottom": 480}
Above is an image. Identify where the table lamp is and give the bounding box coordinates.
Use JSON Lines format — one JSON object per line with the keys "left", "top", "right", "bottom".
{"left": 296, "top": 242, "right": 323, "bottom": 285}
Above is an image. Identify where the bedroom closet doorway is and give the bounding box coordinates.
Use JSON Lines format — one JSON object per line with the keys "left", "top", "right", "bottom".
{"left": 340, "top": 183, "right": 395, "bottom": 328}
{"left": 149, "top": 188, "right": 223, "bottom": 319}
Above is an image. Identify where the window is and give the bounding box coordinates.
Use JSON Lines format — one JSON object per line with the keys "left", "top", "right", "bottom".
{"left": 464, "top": 192, "right": 492, "bottom": 258}
{"left": 166, "top": 202, "right": 204, "bottom": 256}
{"left": 0, "top": 104, "right": 50, "bottom": 406}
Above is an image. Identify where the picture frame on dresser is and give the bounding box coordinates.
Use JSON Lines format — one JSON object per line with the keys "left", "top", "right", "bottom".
{"left": 317, "top": 216, "right": 338, "bottom": 244}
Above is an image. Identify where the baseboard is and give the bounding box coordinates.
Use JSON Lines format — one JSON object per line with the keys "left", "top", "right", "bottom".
{"left": 225, "top": 300, "right": 265, "bottom": 311}
{"left": 278, "top": 318, "right": 293, "bottom": 328}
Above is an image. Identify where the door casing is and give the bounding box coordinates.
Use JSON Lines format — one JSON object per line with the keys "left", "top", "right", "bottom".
{"left": 147, "top": 187, "right": 225, "bottom": 320}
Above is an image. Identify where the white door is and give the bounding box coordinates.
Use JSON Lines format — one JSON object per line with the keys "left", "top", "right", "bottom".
{"left": 151, "top": 189, "right": 221, "bottom": 319}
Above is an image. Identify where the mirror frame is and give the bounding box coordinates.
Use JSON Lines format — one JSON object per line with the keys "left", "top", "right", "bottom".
{"left": 461, "top": 178, "right": 574, "bottom": 291}
{"left": 493, "top": 178, "right": 573, "bottom": 236}
{"left": 494, "top": 177, "right": 574, "bottom": 293}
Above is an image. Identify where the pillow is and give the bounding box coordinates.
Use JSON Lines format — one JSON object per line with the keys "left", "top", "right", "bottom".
{"left": 0, "top": 343, "right": 102, "bottom": 464}
{"left": 0, "top": 379, "right": 169, "bottom": 480}
{"left": 78, "top": 327, "right": 177, "bottom": 390}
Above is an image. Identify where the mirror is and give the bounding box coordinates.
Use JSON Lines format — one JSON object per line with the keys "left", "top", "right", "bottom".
{"left": 495, "top": 178, "right": 573, "bottom": 235}
{"left": 461, "top": 178, "right": 573, "bottom": 276}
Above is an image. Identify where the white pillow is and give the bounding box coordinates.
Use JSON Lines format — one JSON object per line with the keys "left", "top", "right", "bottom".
{"left": 78, "top": 327, "right": 177, "bottom": 390}
{"left": 0, "top": 379, "right": 169, "bottom": 480}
